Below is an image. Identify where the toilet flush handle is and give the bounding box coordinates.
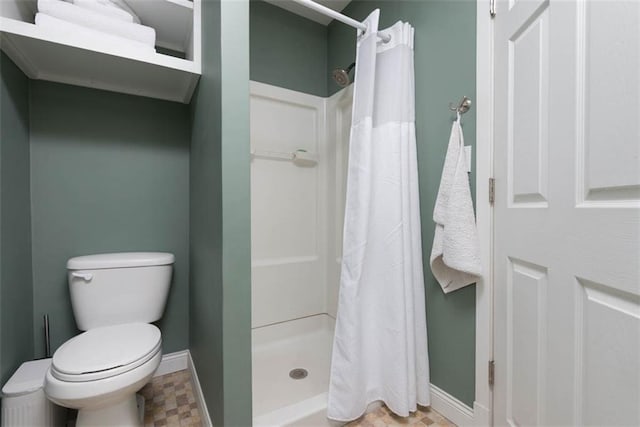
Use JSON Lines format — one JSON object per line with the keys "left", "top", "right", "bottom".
{"left": 71, "top": 272, "right": 93, "bottom": 281}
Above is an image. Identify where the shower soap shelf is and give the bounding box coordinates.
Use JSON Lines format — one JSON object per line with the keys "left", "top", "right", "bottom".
{"left": 0, "top": 0, "right": 201, "bottom": 103}
{"left": 251, "top": 149, "right": 318, "bottom": 167}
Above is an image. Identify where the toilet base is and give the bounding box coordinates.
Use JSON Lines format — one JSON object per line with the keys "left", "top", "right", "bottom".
{"left": 77, "top": 395, "right": 141, "bottom": 427}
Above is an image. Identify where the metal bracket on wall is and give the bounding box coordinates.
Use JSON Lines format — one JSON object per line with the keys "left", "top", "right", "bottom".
{"left": 490, "top": 0, "right": 496, "bottom": 17}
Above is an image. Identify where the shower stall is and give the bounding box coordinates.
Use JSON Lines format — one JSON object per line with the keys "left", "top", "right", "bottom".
{"left": 250, "top": 81, "right": 353, "bottom": 426}
{"left": 249, "top": 1, "right": 429, "bottom": 424}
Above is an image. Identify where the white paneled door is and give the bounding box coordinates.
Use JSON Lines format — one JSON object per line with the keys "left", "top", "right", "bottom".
{"left": 493, "top": 0, "right": 640, "bottom": 425}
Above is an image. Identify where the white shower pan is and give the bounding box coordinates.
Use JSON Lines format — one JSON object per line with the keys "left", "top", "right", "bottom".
{"left": 252, "top": 314, "right": 340, "bottom": 427}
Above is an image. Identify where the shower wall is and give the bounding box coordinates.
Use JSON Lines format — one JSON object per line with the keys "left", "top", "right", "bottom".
{"left": 249, "top": 0, "right": 339, "bottom": 328}
{"left": 250, "top": 82, "right": 354, "bottom": 333}
{"left": 250, "top": 82, "right": 331, "bottom": 327}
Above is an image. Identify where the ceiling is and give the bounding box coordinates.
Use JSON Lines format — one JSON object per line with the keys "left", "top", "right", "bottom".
{"left": 262, "top": 0, "right": 352, "bottom": 25}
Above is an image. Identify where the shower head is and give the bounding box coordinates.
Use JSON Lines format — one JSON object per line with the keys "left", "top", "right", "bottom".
{"left": 332, "top": 62, "right": 355, "bottom": 87}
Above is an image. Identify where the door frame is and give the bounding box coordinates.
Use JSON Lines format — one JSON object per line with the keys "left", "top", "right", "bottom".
{"left": 474, "top": 0, "right": 495, "bottom": 425}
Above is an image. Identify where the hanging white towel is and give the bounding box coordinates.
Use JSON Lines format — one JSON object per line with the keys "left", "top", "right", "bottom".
{"left": 38, "top": 0, "right": 155, "bottom": 47}
{"left": 430, "top": 116, "right": 482, "bottom": 293}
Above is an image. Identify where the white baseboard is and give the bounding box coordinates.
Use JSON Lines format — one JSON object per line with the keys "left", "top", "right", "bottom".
{"left": 153, "top": 350, "right": 213, "bottom": 427}
{"left": 187, "top": 351, "right": 213, "bottom": 427}
{"left": 429, "top": 384, "right": 474, "bottom": 427}
{"left": 154, "top": 350, "right": 189, "bottom": 377}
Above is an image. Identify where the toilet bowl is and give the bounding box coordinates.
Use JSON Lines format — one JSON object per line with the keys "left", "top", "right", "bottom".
{"left": 43, "top": 252, "right": 174, "bottom": 427}
{"left": 45, "top": 323, "right": 162, "bottom": 426}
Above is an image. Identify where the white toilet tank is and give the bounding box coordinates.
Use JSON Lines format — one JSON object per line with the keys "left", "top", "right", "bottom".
{"left": 67, "top": 252, "right": 174, "bottom": 330}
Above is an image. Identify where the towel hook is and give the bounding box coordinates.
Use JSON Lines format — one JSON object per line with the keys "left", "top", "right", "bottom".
{"left": 448, "top": 96, "right": 472, "bottom": 115}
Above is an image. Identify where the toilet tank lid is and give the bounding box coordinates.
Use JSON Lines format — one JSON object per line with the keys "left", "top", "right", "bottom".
{"left": 67, "top": 252, "right": 175, "bottom": 270}
{"left": 1, "top": 358, "right": 52, "bottom": 396}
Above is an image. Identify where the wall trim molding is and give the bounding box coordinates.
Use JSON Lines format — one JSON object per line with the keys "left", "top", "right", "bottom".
{"left": 187, "top": 351, "right": 213, "bottom": 427}
{"left": 430, "top": 384, "right": 474, "bottom": 427}
{"left": 474, "top": 0, "right": 495, "bottom": 424}
{"left": 154, "top": 350, "right": 189, "bottom": 377}
{"left": 154, "top": 350, "right": 213, "bottom": 427}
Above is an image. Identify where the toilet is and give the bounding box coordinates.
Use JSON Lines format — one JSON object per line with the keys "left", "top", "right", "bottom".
{"left": 44, "top": 252, "right": 174, "bottom": 427}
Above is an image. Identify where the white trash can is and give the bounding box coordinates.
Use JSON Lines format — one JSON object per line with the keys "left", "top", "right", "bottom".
{"left": 1, "top": 359, "right": 67, "bottom": 427}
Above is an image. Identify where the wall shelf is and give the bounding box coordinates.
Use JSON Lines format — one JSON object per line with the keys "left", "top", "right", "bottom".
{"left": 0, "top": 0, "right": 201, "bottom": 103}
{"left": 127, "top": 0, "right": 195, "bottom": 53}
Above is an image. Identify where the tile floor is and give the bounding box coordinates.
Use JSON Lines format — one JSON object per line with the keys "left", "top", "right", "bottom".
{"left": 345, "top": 405, "right": 455, "bottom": 427}
{"left": 139, "top": 369, "right": 202, "bottom": 427}
{"left": 141, "top": 370, "right": 454, "bottom": 427}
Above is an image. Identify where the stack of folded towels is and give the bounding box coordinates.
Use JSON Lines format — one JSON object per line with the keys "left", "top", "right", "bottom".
{"left": 36, "top": 0, "right": 156, "bottom": 52}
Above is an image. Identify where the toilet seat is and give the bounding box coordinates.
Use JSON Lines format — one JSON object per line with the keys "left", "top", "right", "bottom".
{"left": 51, "top": 323, "right": 161, "bottom": 383}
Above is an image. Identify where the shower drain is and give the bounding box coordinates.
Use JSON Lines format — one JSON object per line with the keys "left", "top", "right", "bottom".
{"left": 289, "top": 368, "right": 308, "bottom": 380}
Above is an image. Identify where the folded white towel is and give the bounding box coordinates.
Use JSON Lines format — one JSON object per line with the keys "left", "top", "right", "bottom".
{"left": 72, "top": 0, "right": 136, "bottom": 23}
{"left": 35, "top": 13, "right": 155, "bottom": 54}
{"left": 38, "top": 0, "right": 154, "bottom": 47}
{"left": 108, "top": 0, "right": 140, "bottom": 24}
{"left": 430, "top": 116, "right": 482, "bottom": 293}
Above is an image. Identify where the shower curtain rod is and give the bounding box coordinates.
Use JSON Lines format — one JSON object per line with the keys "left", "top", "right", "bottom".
{"left": 290, "top": 0, "right": 391, "bottom": 43}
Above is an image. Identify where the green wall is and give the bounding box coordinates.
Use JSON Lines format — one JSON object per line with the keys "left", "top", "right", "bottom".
{"left": 220, "top": 0, "right": 252, "bottom": 424}
{"left": 250, "top": 0, "right": 327, "bottom": 97}
{"left": 0, "top": 53, "right": 34, "bottom": 386}
{"left": 29, "top": 82, "right": 191, "bottom": 356}
{"left": 0, "top": 54, "right": 191, "bottom": 387}
{"left": 189, "top": 0, "right": 225, "bottom": 421}
{"left": 189, "top": 0, "right": 252, "bottom": 424}
{"left": 327, "top": 0, "right": 477, "bottom": 407}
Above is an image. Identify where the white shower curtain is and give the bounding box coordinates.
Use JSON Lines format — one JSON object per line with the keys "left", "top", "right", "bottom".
{"left": 327, "top": 10, "right": 430, "bottom": 422}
